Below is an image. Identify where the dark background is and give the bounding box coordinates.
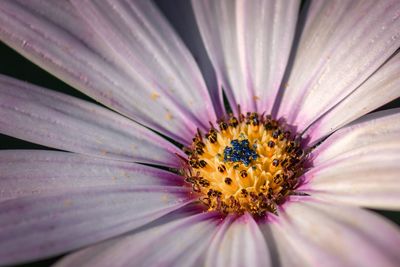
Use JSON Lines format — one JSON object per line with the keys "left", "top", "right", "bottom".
{"left": 1, "top": 1, "right": 400, "bottom": 266}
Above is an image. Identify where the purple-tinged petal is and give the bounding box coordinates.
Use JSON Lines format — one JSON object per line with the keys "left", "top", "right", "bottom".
{"left": 304, "top": 146, "right": 400, "bottom": 210}
{"left": 69, "top": 0, "right": 216, "bottom": 136}
{"left": 156, "top": 0, "right": 225, "bottom": 118}
{"left": 271, "top": 201, "right": 400, "bottom": 267}
{"left": 277, "top": 0, "right": 400, "bottom": 132}
{"left": 0, "top": 150, "right": 184, "bottom": 202}
{"left": 301, "top": 109, "right": 400, "bottom": 210}
{"left": 0, "top": 76, "right": 182, "bottom": 167}
{"left": 55, "top": 210, "right": 220, "bottom": 267}
{"left": 0, "top": 186, "right": 192, "bottom": 266}
{"left": 259, "top": 222, "right": 309, "bottom": 267}
{"left": 306, "top": 52, "right": 400, "bottom": 144}
{"left": 0, "top": 0, "right": 216, "bottom": 144}
{"left": 192, "top": 0, "right": 299, "bottom": 114}
{"left": 205, "top": 213, "right": 271, "bottom": 267}
{"left": 311, "top": 109, "right": 400, "bottom": 166}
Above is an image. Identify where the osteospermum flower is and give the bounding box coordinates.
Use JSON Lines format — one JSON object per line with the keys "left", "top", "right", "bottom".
{"left": 1, "top": 0, "right": 400, "bottom": 266}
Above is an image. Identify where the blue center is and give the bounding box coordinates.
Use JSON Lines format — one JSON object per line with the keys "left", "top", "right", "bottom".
{"left": 223, "top": 139, "right": 259, "bottom": 166}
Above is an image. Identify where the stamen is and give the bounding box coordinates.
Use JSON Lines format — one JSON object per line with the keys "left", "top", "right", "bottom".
{"left": 224, "top": 177, "right": 233, "bottom": 185}
{"left": 183, "top": 112, "right": 309, "bottom": 217}
{"left": 217, "top": 164, "right": 226, "bottom": 173}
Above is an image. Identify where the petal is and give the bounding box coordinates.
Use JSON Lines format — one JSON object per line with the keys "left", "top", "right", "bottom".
{"left": 304, "top": 147, "right": 400, "bottom": 210}
{"left": 305, "top": 52, "right": 400, "bottom": 144}
{"left": 277, "top": 0, "right": 400, "bottom": 131}
{"left": 0, "top": 185, "right": 191, "bottom": 266}
{"left": 55, "top": 210, "right": 220, "bottom": 267}
{"left": 0, "top": 75, "right": 182, "bottom": 167}
{"left": 0, "top": 0, "right": 216, "bottom": 145}
{"left": 0, "top": 150, "right": 184, "bottom": 202}
{"left": 205, "top": 213, "right": 271, "bottom": 267}
{"left": 156, "top": 0, "right": 225, "bottom": 118}
{"left": 192, "top": 0, "right": 300, "bottom": 113}
{"left": 271, "top": 201, "right": 400, "bottom": 267}
{"left": 259, "top": 222, "right": 309, "bottom": 267}
{"left": 302, "top": 109, "right": 400, "bottom": 210}
{"left": 311, "top": 109, "right": 400, "bottom": 165}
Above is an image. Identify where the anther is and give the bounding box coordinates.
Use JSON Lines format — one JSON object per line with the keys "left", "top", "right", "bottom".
{"left": 206, "top": 129, "right": 218, "bottom": 143}
{"left": 207, "top": 189, "right": 214, "bottom": 197}
{"left": 272, "top": 159, "right": 279, "bottom": 167}
{"left": 198, "top": 160, "right": 207, "bottom": 168}
{"left": 195, "top": 147, "right": 204, "bottom": 155}
{"left": 273, "top": 174, "right": 283, "bottom": 184}
{"left": 229, "top": 116, "right": 239, "bottom": 127}
{"left": 264, "top": 122, "right": 273, "bottom": 130}
{"left": 189, "top": 159, "right": 199, "bottom": 168}
{"left": 219, "top": 121, "right": 228, "bottom": 131}
{"left": 249, "top": 112, "right": 259, "bottom": 126}
{"left": 241, "top": 189, "right": 249, "bottom": 196}
{"left": 185, "top": 176, "right": 197, "bottom": 183}
{"left": 281, "top": 158, "right": 289, "bottom": 168}
{"left": 217, "top": 164, "right": 226, "bottom": 173}
{"left": 199, "top": 178, "right": 210, "bottom": 187}
{"left": 195, "top": 142, "right": 205, "bottom": 149}
{"left": 183, "top": 147, "right": 192, "bottom": 156}
{"left": 224, "top": 177, "right": 232, "bottom": 185}
{"left": 283, "top": 131, "right": 291, "bottom": 139}
{"left": 295, "top": 148, "right": 304, "bottom": 158}
{"left": 272, "top": 130, "right": 281, "bottom": 139}
{"left": 267, "top": 140, "right": 275, "bottom": 148}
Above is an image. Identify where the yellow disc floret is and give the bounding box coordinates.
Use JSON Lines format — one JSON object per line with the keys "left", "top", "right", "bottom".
{"left": 182, "top": 112, "right": 308, "bottom": 217}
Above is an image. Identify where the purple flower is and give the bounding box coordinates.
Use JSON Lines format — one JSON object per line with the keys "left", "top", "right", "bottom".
{"left": 1, "top": 0, "right": 400, "bottom": 266}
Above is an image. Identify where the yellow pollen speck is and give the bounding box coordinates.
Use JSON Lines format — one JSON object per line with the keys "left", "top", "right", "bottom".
{"left": 162, "top": 194, "right": 170, "bottom": 203}
{"left": 253, "top": 95, "right": 260, "bottom": 101}
{"left": 150, "top": 91, "right": 160, "bottom": 101}
{"left": 165, "top": 112, "right": 173, "bottom": 121}
{"left": 182, "top": 112, "right": 308, "bottom": 217}
{"left": 64, "top": 200, "right": 73, "bottom": 207}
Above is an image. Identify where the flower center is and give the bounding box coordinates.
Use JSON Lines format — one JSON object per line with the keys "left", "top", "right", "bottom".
{"left": 182, "top": 112, "right": 308, "bottom": 217}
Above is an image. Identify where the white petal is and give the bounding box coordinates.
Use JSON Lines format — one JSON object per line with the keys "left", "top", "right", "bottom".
{"left": 0, "top": 186, "right": 191, "bottom": 266}
{"left": 205, "top": 213, "right": 271, "bottom": 267}
{"left": 55, "top": 210, "right": 220, "bottom": 267}
{"left": 271, "top": 201, "right": 400, "bottom": 267}
{"left": 302, "top": 109, "right": 400, "bottom": 209}
{"left": 0, "top": 150, "right": 183, "bottom": 202}
{"left": 311, "top": 109, "right": 400, "bottom": 165}
{"left": 260, "top": 221, "right": 309, "bottom": 267}
{"left": 277, "top": 0, "right": 400, "bottom": 132}
{"left": 71, "top": 0, "right": 217, "bottom": 134}
{"left": 192, "top": 0, "right": 300, "bottom": 114}
{"left": 306, "top": 52, "right": 400, "bottom": 144}
{"left": 0, "top": 0, "right": 216, "bottom": 144}
{"left": 0, "top": 76, "right": 181, "bottom": 166}
{"left": 156, "top": 0, "right": 225, "bottom": 118}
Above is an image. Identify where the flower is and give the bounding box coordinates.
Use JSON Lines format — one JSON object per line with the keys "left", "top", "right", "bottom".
{"left": 0, "top": 0, "right": 400, "bottom": 266}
